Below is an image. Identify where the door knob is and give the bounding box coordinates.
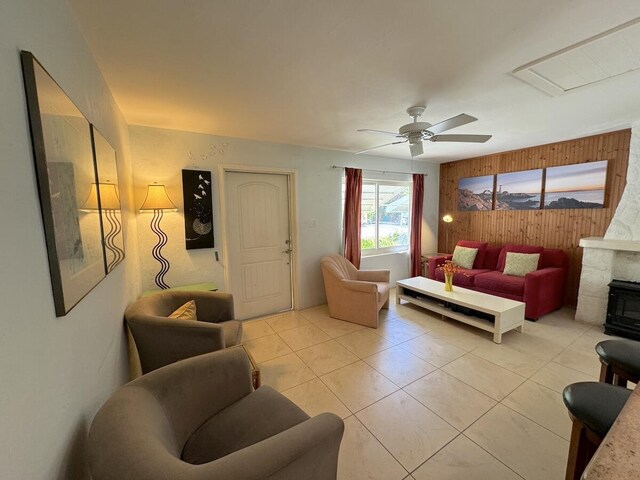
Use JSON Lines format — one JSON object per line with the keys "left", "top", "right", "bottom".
{"left": 282, "top": 248, "right": 292, "bottom": 254}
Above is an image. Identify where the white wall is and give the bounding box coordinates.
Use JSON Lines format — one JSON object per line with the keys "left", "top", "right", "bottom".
{"left": 130, "top": 125, "right": 440, "bottom": 308}
{"left": 0, "top": 1, "right": 140, "bottom": 478}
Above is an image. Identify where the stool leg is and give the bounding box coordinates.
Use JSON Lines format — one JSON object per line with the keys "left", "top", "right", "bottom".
{"left": 614, "top": 374, "right": 627, "bottom": 388}
{"left": 566, "top": 418, "right": 598, "bottom": 480}
{"left": 599, "top": 362, "right": 614, "bottom": 384}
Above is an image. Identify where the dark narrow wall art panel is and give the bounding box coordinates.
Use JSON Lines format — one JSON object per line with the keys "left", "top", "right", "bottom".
{"left": 182, "top": 169, "right": 214, "bottom": 249}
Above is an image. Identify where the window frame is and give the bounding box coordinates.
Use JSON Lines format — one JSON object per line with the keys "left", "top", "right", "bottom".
{"left": 359, "top": 179, "right": 412, "bottom": 257}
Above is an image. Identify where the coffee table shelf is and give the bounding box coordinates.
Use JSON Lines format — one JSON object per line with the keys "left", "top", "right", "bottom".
{"left": 396, "top": 277, "right": 525, "bottom": 343}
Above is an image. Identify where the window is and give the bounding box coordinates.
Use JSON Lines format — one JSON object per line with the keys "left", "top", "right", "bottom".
{"left": 343, "top": 179, "right": 412, "bottom": 255}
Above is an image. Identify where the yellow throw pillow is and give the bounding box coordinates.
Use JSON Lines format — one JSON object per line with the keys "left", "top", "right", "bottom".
{"left": 169, "top": 300, "right": 197, "bottom": 320}
{"left": 503, "top": 252, "right": 540, "bottom": 277}
{"left": 451, "top": 246, "right": 478, "bottom": 270}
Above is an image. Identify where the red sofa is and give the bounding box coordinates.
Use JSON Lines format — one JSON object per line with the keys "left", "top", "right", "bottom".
{"left": 427, "top": 241, "right": 568, "bottom": 320}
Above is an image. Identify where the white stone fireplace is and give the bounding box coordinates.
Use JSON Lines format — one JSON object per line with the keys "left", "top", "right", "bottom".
{"left": 576, "top": 121, "right": 640, "bottom": 325}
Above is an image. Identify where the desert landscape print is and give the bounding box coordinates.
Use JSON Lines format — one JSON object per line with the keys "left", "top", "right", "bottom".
{"left": 496, "top": 169, "right": 543, "bottom": 210}
{"left": 544, "top": 160, "right": 608, "bottom": 209}
{"left": 457, "top": 175, "right": 494, "bottom": 211}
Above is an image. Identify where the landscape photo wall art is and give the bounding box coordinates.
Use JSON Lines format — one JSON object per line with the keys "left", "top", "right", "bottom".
{"left": 182, "top": 169, "right": 215, "bottom": 249}
{"left": 544, "top": 160, "right": 608, "bottom": 209}
{"left": 496, "top": 169, "right": 543, "bottom": 210}
{"left": 457, "top": 175, "right": 495, "bottom": 211}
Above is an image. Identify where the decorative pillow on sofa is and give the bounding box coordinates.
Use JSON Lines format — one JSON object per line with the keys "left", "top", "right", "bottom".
{"left": 503, "top": 253, "right": 540, "bottom": 277}
{"left": 457, "top": 240, "right": 488, "bottom": 269}
{"left": 169, "top": 300, "right": 197, "bottom": 320}
{"left": 452, "top": 246, "right": 478, "bottom": 270}
{"left": 497, "top": 244, "right": 544, "bottom": 271}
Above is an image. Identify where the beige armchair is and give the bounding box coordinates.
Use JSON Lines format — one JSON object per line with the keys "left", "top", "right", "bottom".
{"left": 321, "top": 254, "right": 390, "bottom": 328}
{"left": 124, "top": 291, "right": 242, "bottom": 374}
{"left": 88, "top": 348, "right": 345, "bottom": 480}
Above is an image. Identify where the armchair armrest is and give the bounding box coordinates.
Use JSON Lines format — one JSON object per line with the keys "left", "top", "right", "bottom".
{"left": 428, "top": 254, "right": 453, "bottom": 279}
{"left": 126, "top": 316, "right": 226, "bottom": 373}
{"left": 195, "top": 413, "right": 344, "bottom": 480}
{"left": 357, "top": 269, "right": 390, "bottom": 282}
{"left": 341, "top": 279, "right": 378, "bottom": 294}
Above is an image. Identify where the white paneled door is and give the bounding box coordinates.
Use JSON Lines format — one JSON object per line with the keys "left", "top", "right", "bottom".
{"left": 225, "top": 172, "right": 293, "bottom": 319}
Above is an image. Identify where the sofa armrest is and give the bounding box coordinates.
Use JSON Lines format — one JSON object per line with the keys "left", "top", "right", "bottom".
{"left": 195, "top": 413, "right": 344, "bottom": 480}
{"left": 357, "top": 269, "right": 390, "bottom": 282}
{"left": 126, "top": 316, "right": 226, "bottom": 373}
{"left": 524, "top": 267, "right": 567, "bottom": 319}
{"left": 341, "top": 279, "right": 378, "bottom": 294}
{"left": 428, "top": 255, "right": 453, "bottom": 279}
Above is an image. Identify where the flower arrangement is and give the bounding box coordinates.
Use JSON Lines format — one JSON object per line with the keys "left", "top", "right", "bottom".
{"left": 438, "top": 260, "right": 468, "bottom": 291}
{"left": 438, "top": 260, "right": 469, "bottom": 276}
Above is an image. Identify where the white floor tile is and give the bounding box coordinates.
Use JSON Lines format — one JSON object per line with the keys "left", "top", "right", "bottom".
{"left": 502, "top": 380, "right": 572, "bottom": 440}
{"left": 400, "top": 334, "right": 466, "bottom": 367}
{"left": 404, "top": 370, "right": 496, "bottom": 431}
{"left": 297, "top": 339, "right": 359, "bottom": 376}
{"left": 465, "top": 404, "right": 568, "bottom": 480}
{"left": 321, "top": 361, "right": 399, "bottom": 412}
{"left": 442, "top": 354, "right": 526, "bottom": 401}
{"left": 413, "top": 434, "right": 522, "bottom": 480}
{"left": 338, "top": 416, "right": 407, "bottom": 480}
{"left": 364, "top": 346, "right": 437, "bottom": 387}
{"left": 356, "top": 390, "right": 458, "bottom": 472}
{"left": 282, "top": 377, "right": 351, "bottom": 418}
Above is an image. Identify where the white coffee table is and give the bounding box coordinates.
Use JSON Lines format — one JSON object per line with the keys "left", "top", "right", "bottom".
{"left": 396, "top": 277, "right": 525, "bottom": 343}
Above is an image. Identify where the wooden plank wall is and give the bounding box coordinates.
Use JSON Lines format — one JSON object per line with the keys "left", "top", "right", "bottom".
{"left": 438, "top": 129, "right": 631, "bottom": 306}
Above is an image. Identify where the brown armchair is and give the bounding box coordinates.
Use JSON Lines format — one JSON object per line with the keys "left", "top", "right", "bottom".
{"left": 88, "top": 348, "right": 345, "bottom": 480}
{"left": 124, "top": 291, "right": 242, "bottom": 374}
{"left": 320, "top": 254, "right": 390, "bottom": 328}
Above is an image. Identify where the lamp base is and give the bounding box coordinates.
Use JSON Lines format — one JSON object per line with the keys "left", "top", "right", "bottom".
{"left": 150, "top": 209, "right": 170, "bottom": 289}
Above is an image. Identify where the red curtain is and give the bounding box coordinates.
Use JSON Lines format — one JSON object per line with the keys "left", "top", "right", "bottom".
{"left": 343, "top": 168, "right": 363, "bottom": 268}
{"left": 410, "top": 174, "right": 424, "bottom": 276}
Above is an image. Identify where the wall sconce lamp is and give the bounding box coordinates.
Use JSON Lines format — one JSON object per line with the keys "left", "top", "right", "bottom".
{"left": 442, "top": 214, "right": 453, "bottom": 252}
{"left": 81, "top": 182, "right": 124, "bottom": 271}
{"left": 140, "top": 183, "right": 177, "bottom": 289}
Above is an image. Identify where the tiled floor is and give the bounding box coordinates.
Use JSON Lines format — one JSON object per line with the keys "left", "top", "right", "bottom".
{"left": 242, "top": 288, "right": 618, "bottom": 480}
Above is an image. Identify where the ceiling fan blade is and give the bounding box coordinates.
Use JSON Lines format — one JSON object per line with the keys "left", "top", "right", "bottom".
{"left": 409, "top": 141, "right": 424, "bottom": 157}
{"left": 357, "top": 128, "right": 403, "bottom": 137}
{"left": 426, "top": 113, "right": 478, "bottom": 135}
{"left": 355, "top": 140, "right": 407, "bottom": 155}
{"left": 430, "top": 134, "right": 492, "bottom": 143}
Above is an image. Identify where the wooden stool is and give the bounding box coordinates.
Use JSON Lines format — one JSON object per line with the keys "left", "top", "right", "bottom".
{"left": 596, "top": 339, "right": 640, "bottom": 387}
{"left": 563, "top": 382, "right": 631, "bottom": 480}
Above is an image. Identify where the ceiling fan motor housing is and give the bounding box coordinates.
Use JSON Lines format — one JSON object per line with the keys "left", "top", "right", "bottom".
{"left": 399, "top": 122, "right": 432, "bottom": 138}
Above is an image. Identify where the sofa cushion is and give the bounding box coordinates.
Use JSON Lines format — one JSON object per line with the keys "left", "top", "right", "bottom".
{"left": 452, "top": 245, "right": 478, "bottom": 270}
{"left": 169, "top": 300, "right": 197, "bottom": 320}
{"left": 457, "top": 240, "right": 488, "bottom": 269}
{"left": 182, "top": 385, "right": 310, "bottom": 465}
{"left": 482, "top": 246, "right": 502, "bottom": 270}
{"left": 503, "top": 252, "right": 541, "bottom": 277}
{"left": 497, "top": 244, "right": 544, "bottom": 271}
{"left": 435, "top": 268, "right": 490, "bottom": 287}
{"left": 474, "top": 271, "right": 525, "bottom": 297}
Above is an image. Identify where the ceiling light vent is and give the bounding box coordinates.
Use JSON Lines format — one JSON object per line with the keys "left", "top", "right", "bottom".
{"left": 513, "top": 17, "right": 640, "bottom": 96}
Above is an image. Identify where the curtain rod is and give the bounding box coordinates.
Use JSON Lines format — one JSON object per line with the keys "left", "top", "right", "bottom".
{"left": 332, "top": 165, "right": 427, "bottom": 176}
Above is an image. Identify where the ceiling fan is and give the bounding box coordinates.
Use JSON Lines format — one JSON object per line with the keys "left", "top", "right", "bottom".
{"left": 356, "top": 106, "right": 492, "bottom": 157}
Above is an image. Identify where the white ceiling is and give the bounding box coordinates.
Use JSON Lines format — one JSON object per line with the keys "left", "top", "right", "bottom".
{"left": 69, "top": 0, "right": 640, "bottom": 163}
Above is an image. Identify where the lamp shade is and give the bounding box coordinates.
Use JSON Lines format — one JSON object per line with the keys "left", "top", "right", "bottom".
{"left": 140, "top": 184, "right": 177, "bottom": 211}
{"left": 81, "top": 183, "right": 121, "bottom": 211}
